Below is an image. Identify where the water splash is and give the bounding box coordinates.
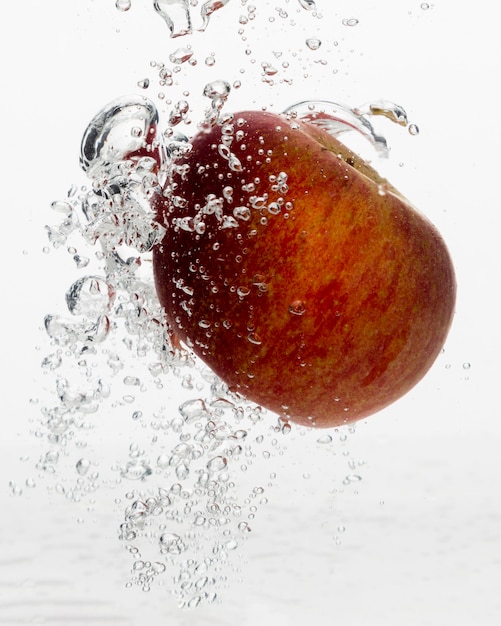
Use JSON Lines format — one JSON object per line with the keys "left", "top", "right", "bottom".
{"left": 283, "top": 100, "right": 390, "bottom": 154}
{"left": 355, "top": 99, "right": 409, "bottom": 127}
{"left": 80, "top": 95, "right": 159, "bottom": 175}
{"left": 283, "top": 99, "right": 414, "bottom": 155}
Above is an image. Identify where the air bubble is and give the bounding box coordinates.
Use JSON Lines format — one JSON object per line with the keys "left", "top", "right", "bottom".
{"left": 344, "top": 474, "right": 362, "bottom": 484}
{"left": 76, "top": 458, "right": 91, "bottom": 476}
{"left": 206, "top": 456, "right": 227, "bottom": 472}
{"left": 289, "top": 300, "right": 306, "bottom": 316}
{"left": 203, "top": 80, "right": 231, "bottom": 102}
{"left": 342, "top": 18, "right": 359, "bottom": 26}
{"left": 224, "top": 539, "right": 238, "bottom": 551}
{"left": 306, "top": 38, "right": 321, "bottom": 51}
{"left": 120, "top": 459, "right": 153, "bottom": 481}
{"left": 317, "top": 434, "right": 333, "bottom": 444}
{"left": 115, "top": 0, "right": 131, "bottom": 10}
{"left": 66, "top": 276, "right": 114, "bottom": 317}
{"left": 41, "top": 353, "right": 62, "bottom": 371}
{"left": 51, "top": 200, "right": 72, "bottom": 215}
{"left": 247, "top": 332, "right": 262, "bottom": 345}
{"left": 169, "top": 47, "right": 194, "bottom": 64}
{"left": 80, "top": 96, "right": 159, "bottom": 173}
{"left": 179, "top": 398, "right": 209, "bottom": 422}
{"left": 298, "top": 0, "right": 316, "bottom": 9}
{"left": 159, "top": 532, "right": 184, "bottom": 554}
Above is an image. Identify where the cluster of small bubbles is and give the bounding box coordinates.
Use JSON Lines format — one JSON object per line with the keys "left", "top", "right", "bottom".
{"left": 205, "top": 54, "right": 216, "bottom": 67}
{"left": 112, "top": 393, "right": 284, "bottom": 602}
{"left": 261, "top": 61, "right": 279, "bottom": 81}
{"left": 343, "top": 473, "right": 362, "bottom": 485}
{"left": 9, "top": 481, "right": 23, "bottom": 497}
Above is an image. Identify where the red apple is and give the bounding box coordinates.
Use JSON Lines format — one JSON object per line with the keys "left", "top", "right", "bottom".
{"left": 152, "top": 110, "right": 456, "bottom": 428}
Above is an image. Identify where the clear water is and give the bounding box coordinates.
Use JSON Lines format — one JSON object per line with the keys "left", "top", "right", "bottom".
{"left": 4, "top": 1, "right": 501, "bottom": 624}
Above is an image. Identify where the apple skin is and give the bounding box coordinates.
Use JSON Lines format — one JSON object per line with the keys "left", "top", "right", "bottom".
{"left": 152, "top": 110, "right": 456, "bottom": 428}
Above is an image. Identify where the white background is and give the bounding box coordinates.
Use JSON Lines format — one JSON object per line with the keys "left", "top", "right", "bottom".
{"left": 1, "top": 1, "right": 500, "bottom": 624}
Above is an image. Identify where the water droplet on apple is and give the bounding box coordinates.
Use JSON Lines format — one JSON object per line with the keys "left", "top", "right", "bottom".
{"left": 289, "top": 300, "right": 306, "bottom": 316}
{"left": 233, "top": 206, "right": 251, "bottom": 221}
{"left": 237, "top": 286, "right": 251, "bottom": 298}
{"left": 267, "top": 202, "right": 281, "bottom": 215}
{"left": 247, "top": 332, "right": 262, "bottom": 345}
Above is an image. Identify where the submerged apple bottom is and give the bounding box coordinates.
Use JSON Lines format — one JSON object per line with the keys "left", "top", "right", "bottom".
{"left": 153, "top": 110, "right": 456, "bottom": 428}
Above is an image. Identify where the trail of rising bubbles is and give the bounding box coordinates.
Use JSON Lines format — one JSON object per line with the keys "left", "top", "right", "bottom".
{"left": 40, "top": 91, "right": 296, "bottom": 607}
{"left": 39, "top": 86, "right": 394, "bottom": 606}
